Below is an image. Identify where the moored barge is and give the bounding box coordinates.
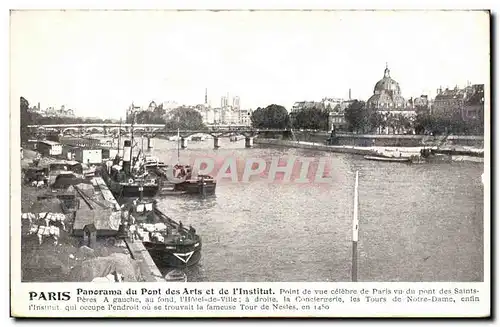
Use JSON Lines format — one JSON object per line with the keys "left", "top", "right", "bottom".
{"left": 124, "top": 197, "right": 202, "bottom": 268}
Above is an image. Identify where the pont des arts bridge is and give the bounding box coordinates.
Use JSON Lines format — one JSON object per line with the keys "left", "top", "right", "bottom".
{"left": 27, "top": 123, "right": 293, "bottom": 149}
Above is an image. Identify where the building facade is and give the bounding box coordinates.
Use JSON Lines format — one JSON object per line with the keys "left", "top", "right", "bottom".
{"left": 366, "top": 64, "right": 406, "bottom": 110}
{"left": 328, "top": 99, "right": 356, "bottom": 131}
{"left": 432, "top": 84, "right": 484, "bottom": 121}
{"left": 291, "top": 101, "right": 322, "bottom": 113}
{"left": 29, "top": 104, "right": 75, "bottom": 118}
{"left": 366, "top": 64, "right": 416, "bottom": 134}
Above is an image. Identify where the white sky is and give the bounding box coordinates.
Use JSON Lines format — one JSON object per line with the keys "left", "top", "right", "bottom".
{"left": 10, "top": 10, "right": 490, "bottom": 119}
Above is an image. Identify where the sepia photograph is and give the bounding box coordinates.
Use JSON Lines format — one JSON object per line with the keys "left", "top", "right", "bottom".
{"left": 11, "top": 9, "right": 488, "bottom": 287}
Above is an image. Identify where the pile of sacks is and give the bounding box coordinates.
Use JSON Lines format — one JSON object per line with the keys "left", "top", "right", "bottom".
{"left": 130, "top": 222, "right": 169, "bottom": 243}
{"left": 140, "top": 222, "right": 168, "bottom": 232}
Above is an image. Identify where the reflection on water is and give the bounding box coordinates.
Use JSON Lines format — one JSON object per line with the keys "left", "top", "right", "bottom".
{"left": 146, "top": 137, "right": 483, "bottom": 282}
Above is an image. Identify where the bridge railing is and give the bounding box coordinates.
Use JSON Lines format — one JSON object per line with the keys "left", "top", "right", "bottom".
{"left": 27, "top": 124, "right": 290, "bottom": 133}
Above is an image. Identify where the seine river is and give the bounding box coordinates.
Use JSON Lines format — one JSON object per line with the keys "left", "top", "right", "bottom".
{"left": 141, "top": 137, "right": 484, "bottom": 282}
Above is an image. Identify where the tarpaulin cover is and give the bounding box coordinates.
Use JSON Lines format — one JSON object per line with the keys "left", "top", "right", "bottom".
{"left": 66, "top": 253, "right": 142, "bottom": 282}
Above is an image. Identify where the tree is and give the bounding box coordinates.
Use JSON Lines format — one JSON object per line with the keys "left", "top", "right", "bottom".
{"left": 413, "top": 110, "right": 470, "bottom": 135}
{"left": 344, "top": 100, "right": 367, "bottom": 133}
{"left": 366, "top": 111, "right": 380, "bottom": 133}
{"left": 164, "top": 107, "right": 205, "bottom": 130}
{"left": 293, "top": 105, "right": 329, "bottom": 130}
{"left": 250, "top": 104, "right": 290, "bottom": 129}
{"left": 20, "top": 97, "right": 38, "bottom": 142}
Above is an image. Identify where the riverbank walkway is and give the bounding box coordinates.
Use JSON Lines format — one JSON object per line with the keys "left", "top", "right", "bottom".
{"left": 92, "top": 176, "right": 164, "bottom": 282}
{"left": 125, "top": 239, "right": 164, "bottom": 282}
{"left": 255, "top": 139, "right": 484, "bottom": 158}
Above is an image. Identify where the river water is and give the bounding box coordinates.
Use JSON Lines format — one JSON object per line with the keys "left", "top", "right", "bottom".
{"left": 141, "top": 137, "right": 484, "bottom": 282}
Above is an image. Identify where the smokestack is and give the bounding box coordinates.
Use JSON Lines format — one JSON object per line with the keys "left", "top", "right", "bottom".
{"left": 123, "top": 140, "right": 131, "bottom": 174}
{"left": 205, "top": 88, "right": 208, "bottom": 105}
{"left": 349, "top": 89, "right": 352, "bottom": 100}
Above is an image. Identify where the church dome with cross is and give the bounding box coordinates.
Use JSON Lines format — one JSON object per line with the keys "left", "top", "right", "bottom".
{"left": 367, "top": 64, "right": 406, "bottom": 110}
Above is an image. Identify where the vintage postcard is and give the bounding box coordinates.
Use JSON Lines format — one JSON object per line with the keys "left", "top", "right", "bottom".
{"left": 10, "top": 9, "right": 490, "bottom": 318}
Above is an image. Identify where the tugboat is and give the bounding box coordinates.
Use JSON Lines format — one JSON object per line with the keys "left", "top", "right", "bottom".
{"left": 99, "top": 115, "right": 161, "bottom": 198}
{"left": 125, "top": 191, "right": 202, "bottom": 268}
{"left": 100, "top": 140, "right": 160, "bottom": 198}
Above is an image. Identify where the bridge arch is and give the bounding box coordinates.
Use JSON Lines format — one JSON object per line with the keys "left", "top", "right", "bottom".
{"left": 133, "top": 127, "right": 146, "bottom": 133}
{"left": 62, "top": 127, "right": 79, "bottom": 134}
{"left": 109, "top": 127, "right": 127, "bottom": 134}
{"left": 85, "top": 127, "right": 105, "bottom": 134}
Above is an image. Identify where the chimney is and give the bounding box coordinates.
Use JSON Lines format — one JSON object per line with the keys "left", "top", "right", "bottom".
{"left": 205, "top": 88, "right": 208, "bottom": 105}
{"left": 348, "top": 88, "right": 352, "bottom": 100}
{"left": 122, "top": 140, "right": 132, "bottom": 174}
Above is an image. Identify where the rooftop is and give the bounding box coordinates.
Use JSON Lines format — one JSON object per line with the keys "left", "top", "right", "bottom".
{"left": 39, "top": 140, "right": 61, "bottom": 146}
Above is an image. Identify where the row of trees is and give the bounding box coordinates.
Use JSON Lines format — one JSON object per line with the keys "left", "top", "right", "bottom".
{"left": 127, "top": 104, "right": 206, "bottom": 130}
{"left": 250, "top": 101, "right": 483, "bottom": 135}
{"left": 343, "top": 100, "right": 414, "bottom": 134}
{"left": 292, "top": 105, "right": 330, "bottom": 130}
{"left": 250, "top": 104, "right": 330, "bottom": 130}
{"left": 343, "top": 100, "right": 484, "bottom": 135}
{"left": 250, "top": 104, "right": 290, "bottom": 129}
{"left": 414, "top": 112, "right": 483, "bottom": 135}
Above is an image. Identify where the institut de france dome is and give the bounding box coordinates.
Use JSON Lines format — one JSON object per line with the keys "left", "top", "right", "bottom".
{"left": 366, "top": 64, "right": 406, "bottom": 110}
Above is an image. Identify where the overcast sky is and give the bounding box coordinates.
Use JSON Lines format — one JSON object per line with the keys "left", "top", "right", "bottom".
{"left": 10, "top": 10, "right": 489, "bottom": 119}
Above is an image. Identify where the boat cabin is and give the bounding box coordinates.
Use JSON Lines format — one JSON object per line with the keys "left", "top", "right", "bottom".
{"left": 38, "top": 140, "right": 63, "bottom": 156}
{"left": 130, "top": 199, "right": 155, "bottom": 223}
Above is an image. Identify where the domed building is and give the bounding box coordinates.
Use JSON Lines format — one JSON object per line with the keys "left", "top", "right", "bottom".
{"left": 367, "top": 64, "right": 406, "bottom": 110}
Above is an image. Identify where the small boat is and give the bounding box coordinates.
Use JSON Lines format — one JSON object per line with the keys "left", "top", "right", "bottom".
{"left": 149, "top": 165, "right": 217, "bottom": 196}
{"left": 164, "top": 270, "right": 187, "bottom": 282}
{"left": 364, "top": 155, "right": 411, "bottom": 163}
{"left": 190, "top": 136, "right": 205, "bottom": 142}
{"left": 143, "top": 156, "right": 169, "bottom": 169}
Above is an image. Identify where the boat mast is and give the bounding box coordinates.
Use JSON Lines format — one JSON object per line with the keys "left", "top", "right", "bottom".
{"left": 177, "top": 116, "right": 180, "bottom": 164}
{"left": 118, "top": 117, "right": 122, "bottom": 156}
{"left": 351, "top": 170, "right": 359, "bottom": 282}
{"left": 130, "top": 112, "right": 135, "bottom": 168}
{"left": 139, "top": 177, "right": 144, "bottom": 202}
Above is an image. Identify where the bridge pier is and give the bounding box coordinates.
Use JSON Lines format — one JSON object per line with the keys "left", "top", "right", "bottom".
{"left": 213, "top": 137, "right": 220, "bottom": 149}
{"left": 245, "top": 136, "right": 254, "bottom": 148}
{"left": 181, "top": 137, "right": 187, "bottom": 149}
{"left": 147, "top": 136, "right": 154, "bottom": 149}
